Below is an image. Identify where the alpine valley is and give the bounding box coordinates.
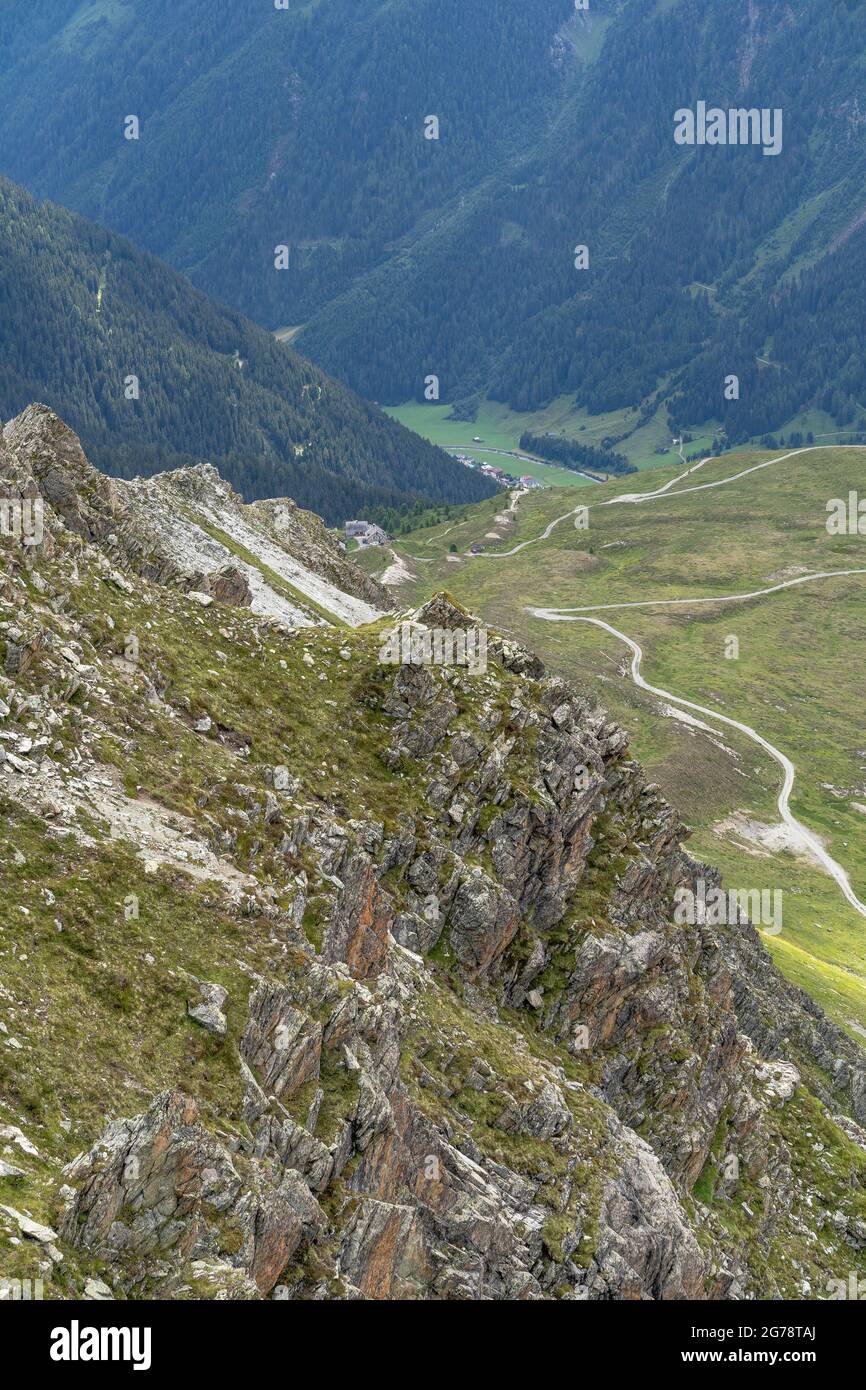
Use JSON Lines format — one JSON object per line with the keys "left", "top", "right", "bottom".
{"left": 1, "top": 407, "right": 865, "bottom": 1302}
{"left": 1, "top": 0, "right": 866, "bottom": 1311}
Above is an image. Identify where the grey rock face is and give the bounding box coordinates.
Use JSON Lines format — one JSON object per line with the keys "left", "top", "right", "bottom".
{"left": 188, "top": 981, "right": 228, "bottom": 1036}
{"left": 338, "top": 1199, "right": 429, "bottom": 1299}
{"left": 61, "top": 1089, "right": 326, "bottom": 1297}
{"left": 591, "top": 1124, "right": 706, "bottom": 1300}
{"left": 9, "top": 417, "right": 863, "bottom": 1302}
{"left": 62, "top": 1092, "right": 241, "bottom": 1265}
{"left": 241, "top": 985, "right": 323, "bottom": 1100}
{"left": 694, "top": 857, "right": 866, "bottom": 1124}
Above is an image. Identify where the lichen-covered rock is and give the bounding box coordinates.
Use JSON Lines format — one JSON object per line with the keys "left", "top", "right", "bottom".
{"left": 4, "top": 410, "right": 866, "bottom": 1303}
{"left": 188, "top": 981, "right": 228, "bottom": 1036}
{"left": 61, "top": 1091, "right": 241, "bottom": 1265}
{"left": 322, "top": 852, "right": 393, "bottom": 980}
{"left": 590, "top": 1124, "right": 706, "bottom": 1300}
{"left": 61, "top": 1090, "right": 327, "bottom": 1297}
{"left": 198, "top": 564, "right": 253, "bottom": 607}
{"left": 338, "top": 1199, "right": 429, "bottom": 1299}
{"left": 241, "top": 985, "right": 323, "bottom": 1100}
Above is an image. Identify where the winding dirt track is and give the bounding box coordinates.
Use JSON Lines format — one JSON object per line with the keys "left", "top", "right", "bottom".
{"left": 508, "top": 443, "right": 866, "bottom": 919}
{"left": 528, "top": 568, "right": 866, "bottom": 618}
{"left": 538, "top": 613, "right": 866, "bottom": 922}
{"left": 471, "top": 455, "right": 718, "bottom": 556}
{"left": 475, "top": 444, "right": 863, "bottom": 558}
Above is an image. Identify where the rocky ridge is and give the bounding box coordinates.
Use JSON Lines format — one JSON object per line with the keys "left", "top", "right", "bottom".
{"left": 1, "top": 409, "right": 865, "bottom": 1302}
{"left": 2, "top": 403, "right": 388, "bottom": 629}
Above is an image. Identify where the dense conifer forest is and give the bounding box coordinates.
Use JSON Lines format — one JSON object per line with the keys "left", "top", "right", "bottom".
{"left": 518, "top": 432, "right": 635, "bottom": 477}
{"left": 0, "top": 177, "right": 494, "bottom": 522}
{"left": 4, "top": 1, "right": 866, "bottom": 449}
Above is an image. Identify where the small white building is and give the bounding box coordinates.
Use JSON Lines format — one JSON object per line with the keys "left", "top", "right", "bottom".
{"left": 345, "top": 519, "right": 388, "bottom": 547}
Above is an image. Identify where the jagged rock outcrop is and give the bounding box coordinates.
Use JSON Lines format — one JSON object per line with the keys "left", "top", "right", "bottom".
{"left": 60, "top": 1089, "right": 327, "bottom": 1297}
{"left": 3, "top": 409, "right": 866, "bottom": 1302}
{"left": 4, "top": 403, "right": 127, "bottom": 548}
{"left": 2, "top": 403, "right": 388, "bottom": 626}
{"left": 688, "top": 858, "right": 866, "bottom": 1125}
{"left": 61, "top": 944, "right": 717, "bottom": 1300}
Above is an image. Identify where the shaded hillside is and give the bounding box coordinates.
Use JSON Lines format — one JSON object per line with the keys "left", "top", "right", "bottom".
{"left": 0, "top": 176, "right": 494, "bottom": 522}
{"left": 300, "top": 0, "right": 866, "bottom": 431}
{"left": 5, "top": 1, "right": 866, "bottom": 440}
{"left": 0, "top": 0, "right": 573, "bottom": 328}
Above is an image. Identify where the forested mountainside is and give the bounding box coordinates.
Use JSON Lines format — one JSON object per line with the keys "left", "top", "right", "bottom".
{"left": 0, "top": 177, "right": 494, "bottom": 523}
{"left": 668, "top": 218, "right": 866, "bottom": 444}
{"left": 2, "top": 406, "right": 866, "bottom": 1301}
{"left": 301, "top": 0, "right": 866, "bottom": 432}
{"left": 4, "top": 0, "right": 866, "bottom": 442}
{"left": 0, "top": 0, "right": 568, "bottom": 328}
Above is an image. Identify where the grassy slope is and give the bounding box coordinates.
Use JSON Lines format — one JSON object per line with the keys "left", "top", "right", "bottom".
{"left": 377, "top": 446, "right": 866, "bottom": 1040}
{"left": 0, "top": 550, "right": 435, "bottom": 1288}
{"left": 0, "top": 526, "right": 618, "bottom": 1293}
{"left": 3, "top": 457, "right": 866, "bottom": 1298}
{"left": 386, "top": 397, "right": 719, "bottom": 475}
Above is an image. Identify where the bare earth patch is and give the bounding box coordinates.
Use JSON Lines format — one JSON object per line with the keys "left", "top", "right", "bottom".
{"left": 379, "top": 550, "right": 417, "bottom": 587}
{"left": 714, "top": 811, "right": 827, "bottom": 866}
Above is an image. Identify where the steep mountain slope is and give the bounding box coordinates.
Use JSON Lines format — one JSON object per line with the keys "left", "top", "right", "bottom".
{"left": 361, "top": 445, "right": 866, "bottom": 1040}
{"left": 301, "top": 0, "right": 866, "bottom": 427}
{"left": 1, "top": 403, "right": 390, "bottom": 628}
{"left": 670, "top": 218, "right": 866, "bottom": 443}
{"left": 0, "top": 0, "right": 575, "bottom": 327}
{"left": 5, "top": 1, "right": 866, "bottom": 442}
{"left": 1, "top": 408, "right": 865, "bottom": 1301}
{"left": 0, "top": 176, "right": 494, "bottom": 523}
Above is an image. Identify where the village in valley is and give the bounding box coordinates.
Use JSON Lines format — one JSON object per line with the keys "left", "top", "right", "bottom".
{"left": 450, "top": 448, "right": 546, "bottom": 492}
{"left": 343, "top": 446, "right": 545, "bottom": 552}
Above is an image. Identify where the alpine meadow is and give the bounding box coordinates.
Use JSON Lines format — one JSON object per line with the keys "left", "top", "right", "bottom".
{"left": 2, "top": 0, "right": 866, "bottom": 1346}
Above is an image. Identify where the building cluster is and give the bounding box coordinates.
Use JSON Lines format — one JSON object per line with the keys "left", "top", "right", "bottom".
{"left": 449, "top": 451, "right": 545, "bottom": 490}
{"left": 478, "top": 461, "right": 509, "bottom": 484}
{"left": 344, "top": 519, "right": 388, "bottom": 547}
